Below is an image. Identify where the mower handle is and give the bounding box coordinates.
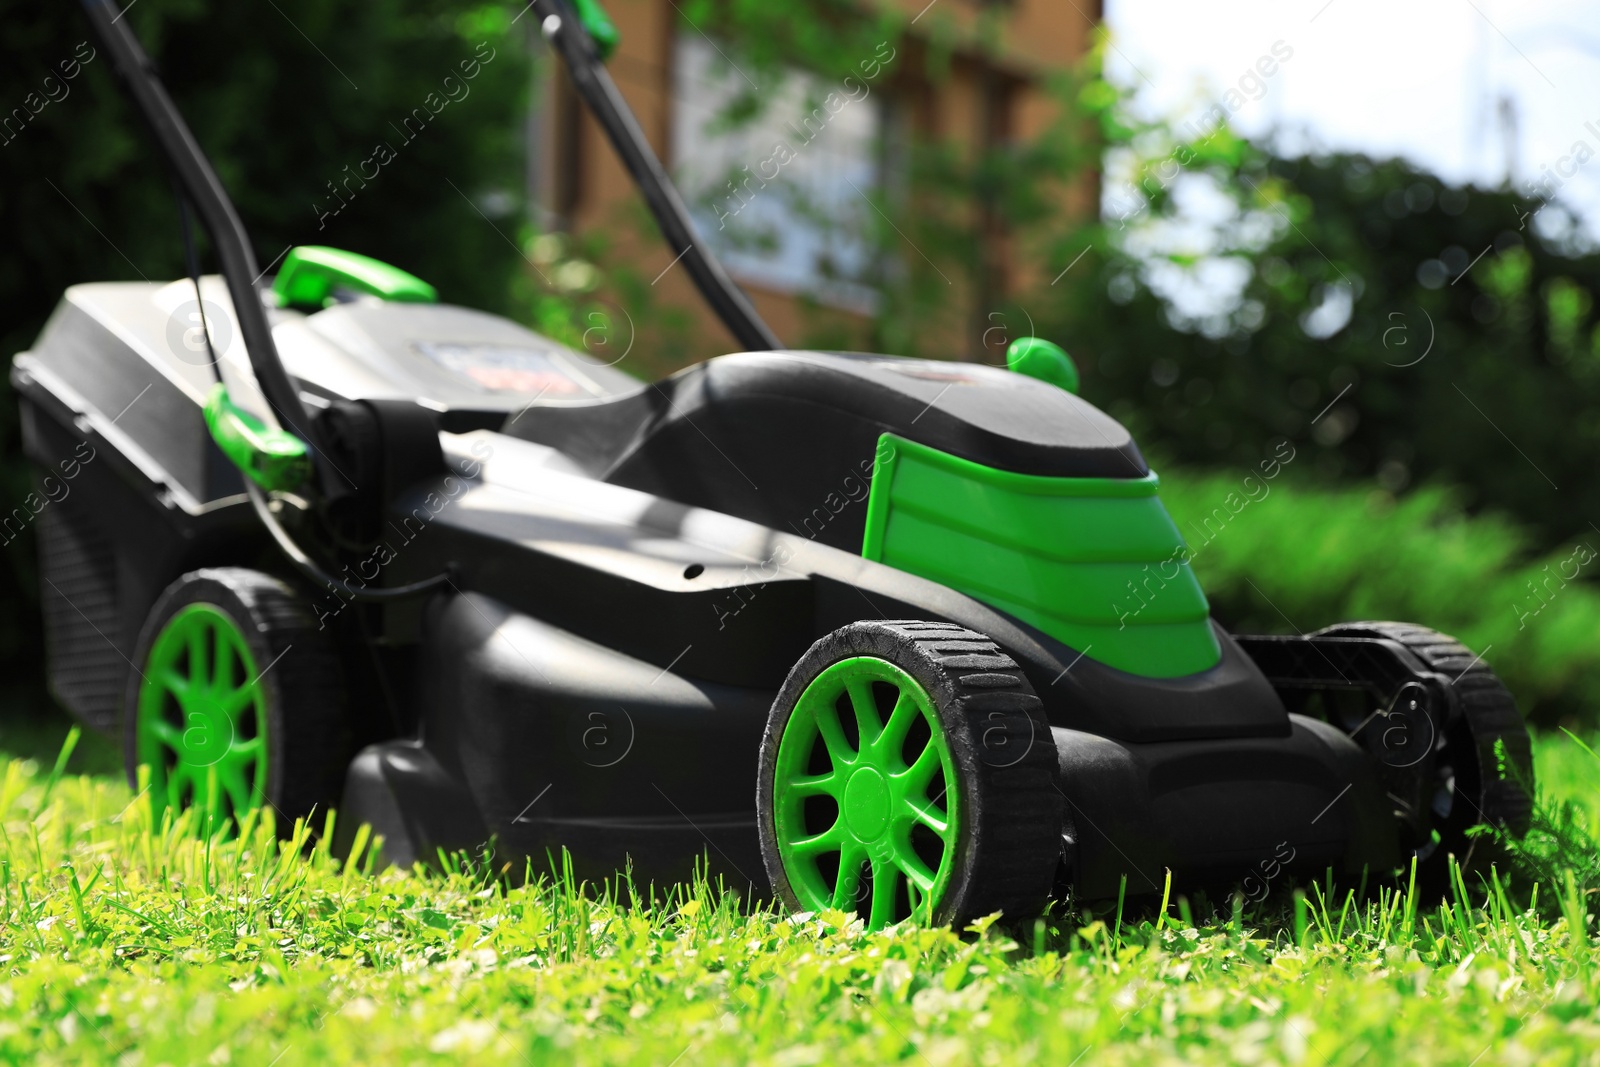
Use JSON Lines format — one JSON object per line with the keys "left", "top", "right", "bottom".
{"left": 533, "top": 0, "right": 782, "bottom": 352}
{"left": 77, "top": 0, "right": 329, "bottom": 472}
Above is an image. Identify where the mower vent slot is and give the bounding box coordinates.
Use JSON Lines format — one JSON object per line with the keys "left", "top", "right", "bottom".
{"left": 38, "top": 496, "right": 124, "bottom": 732}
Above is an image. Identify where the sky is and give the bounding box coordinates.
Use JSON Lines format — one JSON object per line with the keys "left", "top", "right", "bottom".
{"left": 1104, "top": 0, "right": 1600, "bottom": 235}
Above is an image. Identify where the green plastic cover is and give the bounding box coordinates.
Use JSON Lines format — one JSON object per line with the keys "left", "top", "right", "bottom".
{"left": 271, "top": 245, "right": 438, "bottom": 309}
{"left": 861, "top": 433, "right": 1221, "bottom": 678}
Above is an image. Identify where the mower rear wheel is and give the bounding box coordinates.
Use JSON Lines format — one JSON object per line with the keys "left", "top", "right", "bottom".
{"left": 124, "top": 568, "right": 350, "bottom": 833}
{"left": 1312, "top": 621, "right": 1533, "bottom": 876}
{"left": 758, "top": 621, "right": 1061, "bottom": 930}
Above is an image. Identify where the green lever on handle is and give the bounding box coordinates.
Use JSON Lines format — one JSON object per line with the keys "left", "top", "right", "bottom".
{"left": 571, "top": 0, "right": 620, "bottom": 61}
{"left": 203, "top": 383, "right": 312, "bottom": 492}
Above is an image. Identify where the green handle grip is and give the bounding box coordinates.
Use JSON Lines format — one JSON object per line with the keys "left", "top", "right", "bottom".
{"left": 571, "top": 0, "right": 620, "bottom": 61}
{"left": 204, "top": 383, "right": 312, "bottom": 492}
{"left": 271, "top": 245, "right": 438, "bottom": 310}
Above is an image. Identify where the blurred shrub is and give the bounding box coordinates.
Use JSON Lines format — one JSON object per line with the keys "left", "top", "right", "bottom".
{"left": 1161, "top": 467, "right": 1600, "bottom": 729}
{"left": 1023, "top": 45, "right": 1600, "bottom": 557}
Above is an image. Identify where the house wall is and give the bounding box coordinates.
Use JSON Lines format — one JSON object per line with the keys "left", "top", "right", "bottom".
{"left": 532, "top": 0, "right": 1099, "bottom": 367}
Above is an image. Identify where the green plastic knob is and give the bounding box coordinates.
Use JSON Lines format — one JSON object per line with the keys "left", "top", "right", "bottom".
{"left": 1006, "top": 336, "right": 1079, "bottom": 394}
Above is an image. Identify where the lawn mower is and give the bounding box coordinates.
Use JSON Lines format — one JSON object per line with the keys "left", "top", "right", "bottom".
{"left": 11, "top": 0, "right": 1533, "bottom": 929}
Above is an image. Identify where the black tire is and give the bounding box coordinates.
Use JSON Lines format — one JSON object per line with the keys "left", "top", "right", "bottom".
{"left": 123, "top": 567, "right": 351, "bottom": 829}
{"left": 1312, "top": 621, "right": 1534, "bottom": 875}
{"left": 757, "top": 620, "right": 1061, "bottom": 928}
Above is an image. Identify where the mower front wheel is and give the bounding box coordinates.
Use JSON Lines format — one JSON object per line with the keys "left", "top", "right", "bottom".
{"left": 123, "top": 567, "right": 351, "bottom": 833}
{"left": 757, "top": 620, "right": 1062, "bottom": 930}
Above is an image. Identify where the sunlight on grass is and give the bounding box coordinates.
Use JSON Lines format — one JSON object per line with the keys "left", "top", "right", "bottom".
{"left": 1537, "top": 730, "right": 1600, "bottom": 832}
{"left": 0, "top": 732, "right": 1594, "bottom": 1065}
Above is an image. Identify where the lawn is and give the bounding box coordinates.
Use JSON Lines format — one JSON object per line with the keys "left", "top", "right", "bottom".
{"left": 0, "top": 720, "right": 1595, "bottom": 1066}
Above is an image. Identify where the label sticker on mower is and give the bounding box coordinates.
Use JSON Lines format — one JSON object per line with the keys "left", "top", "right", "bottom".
{"left": 413, "top": 342, "right": 606, "bottom": 396}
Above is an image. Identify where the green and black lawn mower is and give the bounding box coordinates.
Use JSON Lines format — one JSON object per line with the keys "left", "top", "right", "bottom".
{"left": 11, "top": 0, "right": 1533, "bottom": 929}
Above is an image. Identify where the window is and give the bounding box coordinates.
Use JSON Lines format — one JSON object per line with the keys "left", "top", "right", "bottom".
{"left": 671, "top": 35, "right": 887, "bottom": 313}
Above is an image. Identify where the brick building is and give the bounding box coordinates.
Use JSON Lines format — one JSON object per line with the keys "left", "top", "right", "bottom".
{"left": 527, "top": 0, "right": 1099, "bottom": 362}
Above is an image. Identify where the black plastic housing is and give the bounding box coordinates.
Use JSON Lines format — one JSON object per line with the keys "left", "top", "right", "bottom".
{"left": 11, "top": 281, "right": 1412, "bottom": 900}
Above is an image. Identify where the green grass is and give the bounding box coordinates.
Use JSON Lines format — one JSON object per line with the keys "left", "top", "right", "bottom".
{"left": 1536, "top": 730, "right": 1600, "bottom": 829}
{"left": 0, "top": 729, "right": 1595, "bottom": 1066}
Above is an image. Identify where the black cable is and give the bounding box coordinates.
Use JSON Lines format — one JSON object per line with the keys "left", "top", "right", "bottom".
{"left": 245, "top": 481, "right": 454, "bottom": 602}
{"left": 174, "top": 190, "right": 222, "bottom": 379}
{"left": 174, "top": 185, "right": 450, "bottom": 602}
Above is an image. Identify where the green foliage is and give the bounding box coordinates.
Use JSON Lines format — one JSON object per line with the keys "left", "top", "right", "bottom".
{"left": 2, "top": 0, "right": 529, "bottom": 345}
{"left": 676, "top": 0, "right": 908, "bottom": 88}
{"left": 512, "top": 225, "right": 696, "bottom": 383}
{"left": 1036, "top": 43, "right": 1600, "bottom": 552}
{"left": 1535, "top": 729, "right": 1600, "bottom": 832}
{"left": 1158, "top": 466, "right": 1600, "bottom": 728}
{"left": 1488, "top": 730, "right": 1600, "bottom": 923}
{"left": 0, "top": 738, "right": 1595, "bottom": 1064}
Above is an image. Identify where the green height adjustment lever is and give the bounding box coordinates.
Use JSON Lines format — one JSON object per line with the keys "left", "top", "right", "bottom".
{"left": 204, "top": 383, "right": 312, "bottom": 492}
{"left": 571, "top": 0, "right": 620, "bottom": 61}
{"left": 271, "top": 246, "right": 438, "bottom": 309}
{"left": 1007, "top": 336, "right": 1080, "bottom": 395}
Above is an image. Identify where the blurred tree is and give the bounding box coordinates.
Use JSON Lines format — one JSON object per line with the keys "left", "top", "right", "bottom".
{"left": 1025, "top": 54, "right": 1600, "bottom": 554}
{"left": 0, "top": 0, "right": 528, "bottom": 688}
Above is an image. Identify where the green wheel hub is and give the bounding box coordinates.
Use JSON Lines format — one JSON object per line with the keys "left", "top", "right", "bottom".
{"left": 772, "top": 657, "right": 960, "bottom": 929}
{"left": 134, "top": 603, "right": 268, "bottom": 826}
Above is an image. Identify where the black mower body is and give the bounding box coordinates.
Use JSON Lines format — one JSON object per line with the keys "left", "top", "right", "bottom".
{"left": 14, "top": 278, "right": 1400, "bottom": 898}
